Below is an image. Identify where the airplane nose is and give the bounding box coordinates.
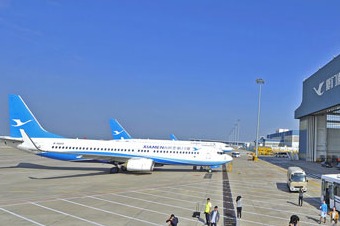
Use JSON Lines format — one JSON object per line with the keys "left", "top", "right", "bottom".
{"left": 225, "top": 154, "right": 233, "bottom": 162}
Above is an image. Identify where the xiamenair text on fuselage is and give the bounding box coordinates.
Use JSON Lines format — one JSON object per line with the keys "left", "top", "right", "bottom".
{"left": 0, "top": 95, "right": 232, "bottom": 174}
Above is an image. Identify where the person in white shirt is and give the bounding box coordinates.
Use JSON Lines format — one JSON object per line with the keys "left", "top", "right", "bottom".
{"left": 209, "top": 206, "right": 220, "bottom": 226}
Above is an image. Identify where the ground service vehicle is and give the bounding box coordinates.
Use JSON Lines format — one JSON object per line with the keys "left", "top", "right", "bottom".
{"left": 321, "top": 174, "right": 340, "bottom": 209}
{"left": 287, "top": 166, "right": 307, "bottom": 192}
{"left": 232, "top": 152, "right": 240, "bottom": 158}
{"left": 276, "top": 152, "right": 290, "bottom": 158}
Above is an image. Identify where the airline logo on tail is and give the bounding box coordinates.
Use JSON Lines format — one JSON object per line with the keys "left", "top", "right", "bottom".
{"left": 12, "top": 119, "right": 32, "bottom": 127}
{"left": 9, "top": 94, "right": 63, "bottom": 138}
{"left": 113, "top": 130, "right": 124, "bottom": 135}
{"left": 110, "top": 118, "right": 132, "bottom": 140}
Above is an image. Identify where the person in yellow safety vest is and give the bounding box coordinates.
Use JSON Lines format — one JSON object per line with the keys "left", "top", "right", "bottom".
{"left": 204, "top": 198, "right": 212, "bottom": 225}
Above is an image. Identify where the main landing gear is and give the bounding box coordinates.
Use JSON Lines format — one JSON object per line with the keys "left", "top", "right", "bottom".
{"left": 109, "top": 164, "right": 127, "bottom": 174}
{"left": 110, "top": 166, "right": 119, "bottom": 174}
{"left": 192, "top": 166, "right": 212, "bottom": 173}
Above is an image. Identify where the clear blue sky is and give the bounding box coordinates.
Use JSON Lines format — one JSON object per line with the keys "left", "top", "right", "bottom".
{"left": 0, "top": 1, "right": 340, "bottom": 142}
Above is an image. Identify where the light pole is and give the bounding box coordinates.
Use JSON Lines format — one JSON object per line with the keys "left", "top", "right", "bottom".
{"left": 236, "top": 119, "right": 240, "bottom": 147}
{"left": 228, "top": 127, "right": 234, "bottom": 145}
{"left": 255, "top": 78, "right": 264, "bottom": 157}
{"left": 234, "top": 123, "right": 237, "bottom": 145}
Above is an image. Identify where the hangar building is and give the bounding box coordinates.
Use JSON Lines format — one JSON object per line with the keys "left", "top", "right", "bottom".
{"left": 295, "top": 55, "right": 340, "bottom": 162}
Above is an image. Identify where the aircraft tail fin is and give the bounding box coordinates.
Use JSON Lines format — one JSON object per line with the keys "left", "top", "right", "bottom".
{"left": 110, "top": 118, "right": 132, "bottom": 140}
{"left": 170, "top": 134, "right": 178, "bottom": 141}
{"left": 9, "top": 94, "right": 62, "bottom": 138}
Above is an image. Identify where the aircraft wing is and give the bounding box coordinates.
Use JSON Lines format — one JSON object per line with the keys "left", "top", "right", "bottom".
{"left": 70, "top": 152, "right": 131, "bottom": 163}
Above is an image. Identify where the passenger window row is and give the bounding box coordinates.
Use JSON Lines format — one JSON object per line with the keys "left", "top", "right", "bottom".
{"left": 51, "top": 146, "right": 198, "bottom": 155}
{"left": 51, "top": 146, "right": 134, "bottom": 152}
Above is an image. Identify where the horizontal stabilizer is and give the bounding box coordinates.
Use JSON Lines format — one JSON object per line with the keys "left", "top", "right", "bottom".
{"left": 18, "top": 129, "right": 40, "bottom": 152}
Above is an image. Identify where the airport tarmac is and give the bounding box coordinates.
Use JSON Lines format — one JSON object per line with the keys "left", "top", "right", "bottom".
{"left": 0, "top": 146, "right": 226, "bottom": 226}
{"left": 0, "top": 146, "right": 338, "bottom": 226}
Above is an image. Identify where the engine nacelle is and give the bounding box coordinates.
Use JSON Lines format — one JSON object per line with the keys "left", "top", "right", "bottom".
{"left": 125, "top": 158, "right": 154, "bottom": 172}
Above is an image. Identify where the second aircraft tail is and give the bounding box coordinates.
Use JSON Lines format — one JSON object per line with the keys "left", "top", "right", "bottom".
{"left": 110, "top": 118, "right": 132, "bottom": 140}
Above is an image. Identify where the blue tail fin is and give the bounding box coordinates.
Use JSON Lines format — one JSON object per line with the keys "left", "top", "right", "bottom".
{"left": 109, "top": 118, "right": 132, "bottom": 140}
{"left": 9, "top": 94, "right": 62, "bottom": 138}
{"left": 170, "top": 134, "right": 178, "bottom": 141}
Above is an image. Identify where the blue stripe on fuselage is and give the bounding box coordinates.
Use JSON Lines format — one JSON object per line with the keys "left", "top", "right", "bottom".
{"left": 36, "top": 151, "right": 228, "bottom": 166}
{"left": 37, "top": 152, "right": 108, "bottom": 163}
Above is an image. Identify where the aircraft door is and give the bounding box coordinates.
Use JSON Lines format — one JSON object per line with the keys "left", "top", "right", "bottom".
{"left": 328, "top": 184, "right": 334, "bottom": 208}
{"left": 205, "top": 150, "right": 211, "bottom": 160}
{"left": 321, "top": 179, "right": 326, "bottom": 202}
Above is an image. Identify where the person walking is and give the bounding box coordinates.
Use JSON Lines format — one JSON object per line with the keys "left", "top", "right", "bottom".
{"left": 298, "top": 188, "right": 303, "bottom": 206}
{"left": 209, "top": 206, "right": 220, "bottom": 226}
{"left": 204, "top": 198, "right": 212, "bottom": 225}
{"left": 329, "top": 207, "right": 339, "bottom": 225}
{"left": 319, "top": 200, "right": 328, "bottom": 224}
{"left": 236, "top": 196, "right": 242, "bottom": 219}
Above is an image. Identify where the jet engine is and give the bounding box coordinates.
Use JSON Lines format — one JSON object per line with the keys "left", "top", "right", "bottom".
{"left": 125, "top": 158, "right": 154, "bottom": 172}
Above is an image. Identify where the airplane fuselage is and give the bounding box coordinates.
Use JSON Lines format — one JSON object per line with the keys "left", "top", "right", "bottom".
{"left": 20, "top": 138, "right": 230, "bottom": 166}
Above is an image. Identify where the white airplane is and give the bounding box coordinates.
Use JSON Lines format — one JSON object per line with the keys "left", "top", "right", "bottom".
{"left": 0, "top": 95, "right": 233, "bottom": 174}
{"left": 110, "top": 118, "right": 234, "bottom": 153}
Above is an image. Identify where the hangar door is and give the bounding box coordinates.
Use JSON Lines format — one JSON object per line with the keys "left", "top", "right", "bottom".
{"left": 327, "top": 113, "right": 340, "bottom": 160}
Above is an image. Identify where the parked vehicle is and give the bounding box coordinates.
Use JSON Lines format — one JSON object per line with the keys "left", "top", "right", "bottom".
{"left": 336, "top": 162, "right": 340, "bottom": 169}
{"left": 321, "top": 174, "right": 340, "bottom": 209}
{"left": 276, "top": 152, "right": 290, "bottom": 158}
{"left": 232, "top": 152, "right": 240, "bottom": 158}
{"left": 321, "top": 161, "right": 333, "bottom": 168}
{"left": 287, "top": 166, "right": 308, "bottom": 192}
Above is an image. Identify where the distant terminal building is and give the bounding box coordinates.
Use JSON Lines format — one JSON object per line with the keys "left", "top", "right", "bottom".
{"left": 265, "top": 129, "right": 299, "bottom": 149}
{"left": 250, "top": 129, "right": 299, "bottom": 152}
{"left": 295, "top": 54, "right": 340, "bottom": 162}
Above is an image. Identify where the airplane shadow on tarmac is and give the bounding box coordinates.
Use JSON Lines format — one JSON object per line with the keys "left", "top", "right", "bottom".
{"left": 0, "top": 162, "right": 110, "bottom": 179}
{"left": 153, "top": 167, "right": 216, "bottom": 172}
{"left": 0, "top": 162, "right": 210, "bottom": 179}
{"left": 0, "top": 162, "right": 109, "bottom": 172}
